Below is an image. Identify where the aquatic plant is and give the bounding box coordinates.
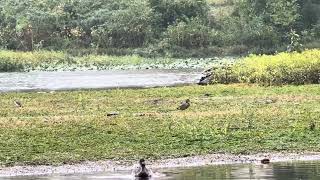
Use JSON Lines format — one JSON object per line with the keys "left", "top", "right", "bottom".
{"left": 0, "top": 50, "right": 235, "bottom": 72}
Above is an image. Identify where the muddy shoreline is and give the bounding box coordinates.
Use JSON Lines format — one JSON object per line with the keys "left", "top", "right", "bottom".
{"left": 1, "top": 152, "right": 320, "bottom": 177}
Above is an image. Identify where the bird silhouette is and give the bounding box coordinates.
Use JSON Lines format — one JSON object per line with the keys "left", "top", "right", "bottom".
{"left": 133, "top": 159, "right": 153, "bottom": 178}
{"left": 177, "top": 99, "right": 190, "bottom": 110}
{"left": 14, "top": 100, "right": 22, "bottom": 108}
{"left": 107, "top": 112, "right": 119, "bottom": 117}
{"left": 261, "top": 158, "right": 270, "bottom": 164}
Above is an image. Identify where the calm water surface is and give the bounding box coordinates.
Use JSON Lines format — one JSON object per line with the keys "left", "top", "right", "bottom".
{"left": 0, "top": 69, "right": 202, "bottom": 93}
{"left": 3, "top": 161, "right": 320, "bottom": 180}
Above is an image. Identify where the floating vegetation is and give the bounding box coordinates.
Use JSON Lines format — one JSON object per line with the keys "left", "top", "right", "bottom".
{"left": 0, "top": 50, "right": 236, "bottom": 72}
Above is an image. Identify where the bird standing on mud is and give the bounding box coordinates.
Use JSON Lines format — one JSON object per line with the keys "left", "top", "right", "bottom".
{"left": 177, "top": 99, "right": 190, "bottom": 110}
{"left": 133, "top": 159, "right": 153, "bottom": 179}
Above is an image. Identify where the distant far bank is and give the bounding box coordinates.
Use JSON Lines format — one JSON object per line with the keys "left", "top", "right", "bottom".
{"left": 0, "top": 50, "right": 236, "bottom": 72}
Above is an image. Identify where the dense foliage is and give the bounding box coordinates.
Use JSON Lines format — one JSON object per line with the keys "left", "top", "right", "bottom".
{"left": 0, "top": 0, "right": 319, "bottom": 57}
{"left": 211, "top": 49, "right": 320, "bottom": 85}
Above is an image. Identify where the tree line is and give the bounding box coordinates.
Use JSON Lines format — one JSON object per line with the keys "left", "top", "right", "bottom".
{"left": 0, "top": 0, "right": 319, "bottom": 57}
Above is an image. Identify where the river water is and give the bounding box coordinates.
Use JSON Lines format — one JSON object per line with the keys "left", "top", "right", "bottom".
{"left": 3, "top": 161, "right": 320, "bottom": 180}
{"left": 0, "top": 69, "right": 203, "bottom": 93}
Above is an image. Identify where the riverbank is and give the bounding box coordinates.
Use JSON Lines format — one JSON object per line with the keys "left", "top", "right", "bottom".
{"left": 0, "top": 50, "right": 235, "bottom": 72}
{"left": 1, "top": 84, "right": 320, "bottom": 167}
{"left": 2, "top": 152, "right": 320, "bottom": 177}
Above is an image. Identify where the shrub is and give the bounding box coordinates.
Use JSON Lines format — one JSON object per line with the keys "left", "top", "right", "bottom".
{"left": 211, "top": 49, "right": 320, "bottom": 85}
{"left": 91, "top": 1, "right": 153, "bottom": 48}
{"left": 0, "top": 50, "right": 149, "bottom": 72}
{"left": 311, "top": 22, "right": 320, "bottom": 38}
{"left": 218, "top": 12, "right": 281, "bottom": 51}
{"left": 0, "top": 60, "right": 24, "bottom": 72}
{"left": 300, "top": 0, "right": 320, "bottom": 29}
{"left": 163, "top": 18, "right": 211, "bottom": 49}
{"left": 0, "top": 50, "right": 67, "bottom": 72}
{"left": 149, "top": 0, "right": 209, "bottom": 30}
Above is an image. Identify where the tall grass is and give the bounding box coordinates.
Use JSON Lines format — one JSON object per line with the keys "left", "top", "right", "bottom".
{"left": 0, "top": 51, "right": 66, "bottom": 72}
{"left": 211, "top": 49, "right": 320, "bottom": 85}
{"left": 0, "top": 50, "right": 223, "bottom": 72}
{"left": 0, "top": 50, "right": 151, "bottom": 72}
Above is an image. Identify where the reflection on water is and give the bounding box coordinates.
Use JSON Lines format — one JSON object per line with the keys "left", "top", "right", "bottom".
{"left": 0, "top": 69, "right": 202, "bottom": 93}
{"left": 165, "top": 161, "right": 320, "bottom": 180}
{"left": 3, "top": 161, "right": 320, "bottom": 180}
{"left": 2, "top": 173, "right": 168, "bottom": 180}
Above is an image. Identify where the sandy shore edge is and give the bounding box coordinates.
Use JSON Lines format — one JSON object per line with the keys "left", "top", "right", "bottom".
{"left": 1, "top": 152, "right": 320, "bottom": 177}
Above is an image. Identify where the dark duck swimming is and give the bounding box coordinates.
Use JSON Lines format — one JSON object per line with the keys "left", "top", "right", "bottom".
{"left": 133, "top": 159, "right": 153, "bottom": 178}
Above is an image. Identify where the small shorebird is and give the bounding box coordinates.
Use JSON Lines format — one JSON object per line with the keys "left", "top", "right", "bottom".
{"left": 14, "top": 100, "right": 22, "bottom": 108}
{"left": 177, "top": 99, "right": 190, "bottom": 110}
{"left": 133, "top": 159, "right": 153, "bottom": 178}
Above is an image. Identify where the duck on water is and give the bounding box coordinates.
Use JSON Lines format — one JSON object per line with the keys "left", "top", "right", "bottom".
{"left": 132, "top": 159, "right": 153, "bottom": 179}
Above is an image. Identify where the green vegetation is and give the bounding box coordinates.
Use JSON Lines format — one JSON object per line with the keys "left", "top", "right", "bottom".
{"left": 0, "top": 50, "right": 234, "bottom": 72}
{"left": 211, "top": 49, "right": 320, "bottom": 85}
{"left": 0, "top": 0, "right": 319, "bottom": 168}
{"left": 1, "top": 84, "right": 320, "bottom": 166}
{"left": 0, "top": 0, "right": 319, "bottom": 57}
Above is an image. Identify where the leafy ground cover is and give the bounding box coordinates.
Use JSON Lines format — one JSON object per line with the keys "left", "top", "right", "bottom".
{"left": 0, "top": 84, "right": 320, "bottom": 166}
